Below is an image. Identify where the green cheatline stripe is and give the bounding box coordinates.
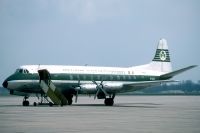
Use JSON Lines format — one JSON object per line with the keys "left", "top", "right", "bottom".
{"left": 9, "top": 73, "right": 168, "bottom": 82}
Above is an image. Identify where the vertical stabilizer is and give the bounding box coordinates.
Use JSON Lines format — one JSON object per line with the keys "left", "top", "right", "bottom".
{"left": 149, "top": 39, "right": 172, "bottom": 73}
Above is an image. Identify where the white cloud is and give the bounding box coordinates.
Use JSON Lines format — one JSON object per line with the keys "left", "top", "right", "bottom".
{"left": 0, "top": 0, "right": 130, "bottom": 23}
{"left": 79, "top": 0, "right": 97, "bottom": 22}
{"left": 56, "top": 0, "right": 130, "bottom": 23}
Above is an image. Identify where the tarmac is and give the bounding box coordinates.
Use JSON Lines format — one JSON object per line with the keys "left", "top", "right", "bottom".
{"left": 0, "top": 95, "right": 200, "bottom": 133}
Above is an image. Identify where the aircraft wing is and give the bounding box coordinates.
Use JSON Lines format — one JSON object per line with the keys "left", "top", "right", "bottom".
{"left": 160, "top": 65, "right": 197, "bottom": 79}
{"left": 123, "top": 80, "right": 178, "bottom": 89}
{"left": 122, "top": 65, "right": 197, "bottom": 90}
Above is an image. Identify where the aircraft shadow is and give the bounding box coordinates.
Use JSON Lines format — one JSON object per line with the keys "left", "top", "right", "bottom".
{"left": 0, "top": 103, "right": 162, "bottom": 108}
{"left": 72, "top": 102, "right": 162, "bottom": 108}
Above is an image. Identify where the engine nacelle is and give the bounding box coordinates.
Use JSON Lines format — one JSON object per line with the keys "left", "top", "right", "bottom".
{"left": 103, "top": 82, "right": 123, "bottom": 90}
{"left": 77, "top": 82, "right": 123, "bottom": 94}
{"left": 79, "top": 84, "right": 97, "bottom": 93}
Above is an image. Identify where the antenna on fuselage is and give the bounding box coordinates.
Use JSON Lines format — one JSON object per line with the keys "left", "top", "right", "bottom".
{"left": 38, "top": 64, "right": 40, "bottom": 70}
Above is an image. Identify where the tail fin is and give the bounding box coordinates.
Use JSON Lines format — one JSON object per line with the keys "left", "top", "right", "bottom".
{"left": 152, "top": 39, "right": 170, "bottom": 62}
{"left": 148, "top": 39, "right": 172, "bottom": 73}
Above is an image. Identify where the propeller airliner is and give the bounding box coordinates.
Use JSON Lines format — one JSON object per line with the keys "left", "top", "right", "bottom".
{"left": 2, "top": 39, "right": 197, "bottom": 106}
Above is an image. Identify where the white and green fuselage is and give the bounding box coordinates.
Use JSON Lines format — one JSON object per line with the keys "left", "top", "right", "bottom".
{"left": 4, "top": 65, "right": 165, "bottom": 94}
{"left": 2, "top": 39, "right": 197, "bottom": 105}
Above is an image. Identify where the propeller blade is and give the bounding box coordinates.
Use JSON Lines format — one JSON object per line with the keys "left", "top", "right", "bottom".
{"left": 92, "top": 80, "right": 98, "bottom": 85}
{"left": 92, "top": 80, "right": 108, "bottom": 99}
{"left": 99, "top": 87, "right": 108, "bottom": 96}
{"left": 112, "top": 93, "right": 115, "bottom": 99}
{"left": 75, "top": 80, "right": 81, "bottom": 103}
{"left": 75, "top": 90, "right": 78, "bottom": 103}
{"left": 94, "top": 88, "right": 100, "bottom": 99}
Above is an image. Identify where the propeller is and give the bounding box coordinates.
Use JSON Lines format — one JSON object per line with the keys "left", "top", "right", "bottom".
{"left": 75, "top": 90, "right": 79, "bottom": 103}
{"left": 92, "top": 80, "right": 108, "bottom": 99}
{"left": 75, "top": 80, "right": 81, "bottom": 103}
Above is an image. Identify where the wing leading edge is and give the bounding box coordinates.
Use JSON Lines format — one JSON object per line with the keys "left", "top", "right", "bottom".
{"left": 122, "top": 65, "right": 197, "bottom": 90}
{"left": 160, "top": 65, "right": 197, "bottom": 79}
{"left": 123, "top": 80, "right": 179, "bottom": 89}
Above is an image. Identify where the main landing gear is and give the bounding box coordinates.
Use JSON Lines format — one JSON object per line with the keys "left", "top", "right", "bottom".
{"left": 104, "top": 94, "right": 115, "bottom": 106}
{"left": 66, "top": 94, "right": 73, "bottom": 105}
{"left": 104, "top": 98, "right": 114, "bottom": 106}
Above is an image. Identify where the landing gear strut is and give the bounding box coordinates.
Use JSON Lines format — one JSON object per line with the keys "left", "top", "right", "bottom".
{"left": 22, "top": 96, "right": 29, "bottom": 106}
{"left": 66, "top": 94, "right": 73, "bottom": 105}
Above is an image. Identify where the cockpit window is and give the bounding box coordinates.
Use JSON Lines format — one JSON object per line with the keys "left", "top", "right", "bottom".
{"left": 19, "top": 69, "right": 23, "bottom": 73}
{"left": 15, "top": 69, "right": 29, "bottom": 74}
{"left": 25, "top": 69, "right": 29, "bottom": 73}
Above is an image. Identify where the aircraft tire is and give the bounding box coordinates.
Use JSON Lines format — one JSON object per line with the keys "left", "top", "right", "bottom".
{"left": 67, "top": 98, "right": 73, "bottom": 105}
{"left": 104, "top": 98, "right": 114, "bottom": 106}
{"left": 33, "top": 102, "right": 37, "bottom": 106}
{"left": 49, "top": 102, "right": 53, "bottom": 107}
{"left": 23, "top": 101, "right": 29, "bottom": 106}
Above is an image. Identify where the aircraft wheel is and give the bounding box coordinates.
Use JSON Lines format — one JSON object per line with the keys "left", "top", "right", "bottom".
{"left": 66, "top": 94, "right": 73, "bottom": 105}
{"left": 23, "top": 101, "right": 29, "bottom": 106}
{"left": 49, "top": 102, "right": 53, "bottom": 107}
{"left": 67, "top": 98, "right": 73, "bottom": 105}
{"left": 33, "top": 102, "right": 37, "bottom": 106}
{"left": 104, "top": 98, "right": 114, "bottom": 106}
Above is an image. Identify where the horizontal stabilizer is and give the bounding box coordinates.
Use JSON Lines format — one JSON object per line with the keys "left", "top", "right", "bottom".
{"left": 160, "top": 65, "right": 197, "bottom": 79}
{"left": 38, "top": 69, "right": 68, "bottom": 106}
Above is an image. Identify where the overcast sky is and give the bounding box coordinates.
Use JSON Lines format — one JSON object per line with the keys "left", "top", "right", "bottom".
{"left": 0, "top": 0, "right": 199, "bottom": 84}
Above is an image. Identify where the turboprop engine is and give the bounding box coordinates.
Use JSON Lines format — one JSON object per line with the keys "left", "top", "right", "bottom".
{"left": 77, "top": 82, "right": 123, "bottom": 94}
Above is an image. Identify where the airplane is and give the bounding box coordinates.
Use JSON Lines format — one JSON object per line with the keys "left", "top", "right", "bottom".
{"left": 2, "top": 39, "right": 197, "bottom": 106}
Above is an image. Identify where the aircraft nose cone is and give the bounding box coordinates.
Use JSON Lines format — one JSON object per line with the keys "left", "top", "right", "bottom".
{"left": 2, "top": 80, "right": 8, "bottom": 88}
